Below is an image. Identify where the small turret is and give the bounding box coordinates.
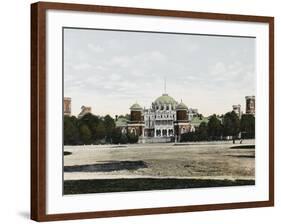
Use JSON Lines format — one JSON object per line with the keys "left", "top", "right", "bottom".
{"left": 174, "top": 100, "right": 190, "bottom": 142}
{"left": 130, "top": 102, "right": 143, "bottom": 122}
{"left": 176, "top": 100, "right": 188, "bottom": 121}
{"left": 128, "top": 102, "right": 145, "bottom": 142}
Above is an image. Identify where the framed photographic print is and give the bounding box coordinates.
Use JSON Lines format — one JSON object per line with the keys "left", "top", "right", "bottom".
{"left": 31, "top": 1, "right": 274, "bottom": 222}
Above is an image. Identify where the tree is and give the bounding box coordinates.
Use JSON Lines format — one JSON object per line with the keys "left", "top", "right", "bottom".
{"left": 127, "top": 132, "right": 139, "bottom": 143}
{"left": 79, "top": 113, "right": 105, "bottom": 142}
{"left": 120, "top": 133, "right": 128, "bottom": 144}
{"left": 64, "top": 116, "right": 79, "bottom": 145}
{"left": 112, "top": 128, "right": 122, "bottom": 144}
{"left": 95, "top": 122, "right": 106, "bottom": 140}
{"left": 104, "top": 115, "right": 115, "bottom": 143}
{"left": 180, "top": 122, "right": 208, "bottom": 142}
{"left": 208, "top": 114, "right": 223, "bottom": 140}
{"left": 198, "top": 122, "right": 208, "bottom": 141}
{"left": 118, "top": 114, "right": 131, "bottom": 120}
{"left": 240, "top": 114, "right": 255, "bottom": 139}
{"left": 223, "top": 111, "right": 240, "bottom": 143}
{"left": 84, "top": 114, "right": 99, "bottom": 141}
{"left": 180, "top": 132, "right": 194, "bottom": 142}
{"left": 79, "top": 124, "right": 92, "bottom": 144}
{"left": 64, "top": 114, "right": 120, "bottom": 145}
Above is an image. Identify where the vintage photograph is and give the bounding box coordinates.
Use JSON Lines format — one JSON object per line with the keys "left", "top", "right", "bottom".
{"left": 63, "top": 28, "right": 256, "bottom": 195}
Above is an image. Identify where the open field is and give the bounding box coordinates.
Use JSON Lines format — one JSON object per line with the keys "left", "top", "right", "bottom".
{"left": 64, "top": 140, "right": 255, "bottom": 194}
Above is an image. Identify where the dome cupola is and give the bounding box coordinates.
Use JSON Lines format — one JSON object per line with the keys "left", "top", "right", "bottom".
{"left": 154, "top": 93, "right": 177, "bottom": 105}
{"left": 130, "top": 102, "right": 142, "bottom": 111}
{"left": 176, "top": 100, "right": 188, "bottom": 121}
{"left": 130, "top": 102, "right": 143, "bottom": 122}
{"left": 176, "top": 101, "right": 188, "bottom": 110}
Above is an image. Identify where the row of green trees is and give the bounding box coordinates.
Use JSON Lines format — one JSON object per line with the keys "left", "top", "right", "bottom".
{"left": 180, "top": 111, "right": 255, "bottom": 143}
{"left": 111, "top": 129, "right": 139, "bottom": 144}
{"left": 64, "top": 113, "right": 138, "bottom": 145}
{"left": 64, "top": 111, "right": 255, "bottom": 145}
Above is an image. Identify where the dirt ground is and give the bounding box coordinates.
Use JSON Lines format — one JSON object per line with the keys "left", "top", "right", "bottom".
{"left": 64, "top": 140, "right": 255, "bottom": 181}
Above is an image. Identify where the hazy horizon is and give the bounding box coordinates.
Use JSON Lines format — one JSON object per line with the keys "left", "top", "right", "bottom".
{"left": 64, "top": 28, "right": 255, "bottom": 117}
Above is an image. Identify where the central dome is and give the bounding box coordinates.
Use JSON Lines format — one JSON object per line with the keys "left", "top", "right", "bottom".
{"left": 154, "top": 94, "right": 177, "bottom": 105}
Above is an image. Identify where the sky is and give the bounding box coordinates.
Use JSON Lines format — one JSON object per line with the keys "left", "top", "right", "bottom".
{"left": 64, "top": 28, "right": 255, "bottom": 117}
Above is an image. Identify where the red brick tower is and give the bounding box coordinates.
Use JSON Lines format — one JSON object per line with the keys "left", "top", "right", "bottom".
{"left": 128, "top": 103, "right": 144, "bottom": 139}
{"left": 174, "top": 101, "right": 190, "bottom": 142}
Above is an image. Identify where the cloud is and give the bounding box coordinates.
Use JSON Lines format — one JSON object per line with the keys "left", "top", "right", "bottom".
{"left": 88, "top": 43, "right": 104, "bottom": 53}
{"left": 149, "top": 51, "right": 166, "bottom": 62}
{"left": 109, "top": 73, "right": 121, "bottom": 81}
{"left": 207, "top": 60, "right": 254, "bottom": 85}
{"left": 210, "top": 62, "right": 226, "bottom": 76}
{"left": 64, "top": 28, "right": 255, "bottom": 116}
{"left": 108, "top": 51, "right": 167, "bottom": 70}
{"left": 110, "top": 56, "right": 131, "bottom": 68}
{"left": 72, "top": 63, "right": 92, "bottom": 70}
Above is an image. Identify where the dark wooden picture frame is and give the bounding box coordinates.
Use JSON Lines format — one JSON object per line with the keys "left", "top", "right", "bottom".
{"left": 31, "top": 1, "right": 274, "bottom": 222}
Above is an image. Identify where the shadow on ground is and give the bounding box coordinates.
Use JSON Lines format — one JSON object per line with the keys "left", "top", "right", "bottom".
{"left": 64, "top": 160, "right": 147, "bottom": 172}
{"left": 227, "top": 155, "right": 255, "bottom": 158}
{"left": 64, "top": 151, "right": 72, "bottom": 156}
{"left": 64, "top": 178, "right": 255, "bottom": 194}
{"left": 230, "top": 145, "right": 255, "bottom": 149}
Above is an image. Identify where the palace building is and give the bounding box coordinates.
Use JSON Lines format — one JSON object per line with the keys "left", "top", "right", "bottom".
{"left": 232, "top": 104, "right": 242, "bottom": 118}
{"left": 64, "top": 97, "right": 71, "bottom": 116}
{"left": 245, "top": 96, "right": 255, "bottom": 115}
{"left": 118, "top": 92, "right": 201, "bottom": 143}
{"left": 78, "top": 105, "right": 92, "bottom": 119}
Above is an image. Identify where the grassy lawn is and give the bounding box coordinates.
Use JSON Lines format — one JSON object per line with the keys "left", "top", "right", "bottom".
{"left": 64, "top": 178, "right": 255, "bottom": 195}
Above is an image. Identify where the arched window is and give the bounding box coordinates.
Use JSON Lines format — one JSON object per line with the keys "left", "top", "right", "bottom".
{"left": 121, "top": 127, "right": 127, "bottom": 134}
{"left": 169, "top": 129, "right": 173, "bottom": 136}
{"left": 131, "top": 128, "right": 136, "bottom": 135}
